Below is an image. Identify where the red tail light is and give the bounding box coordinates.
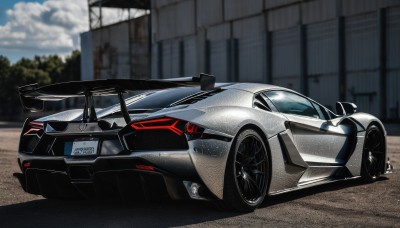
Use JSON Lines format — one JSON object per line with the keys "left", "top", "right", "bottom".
{"left": 135, "top": 164, "right": 155, "bottom": 171}
{"left": 185, "top": 122, "right": 204, "bottom": 138}
{"left": 22, "top": 121, "right": 43, "bottom": 136}
{"left": 131, "top": 118, "right": 183, "bottom": 136}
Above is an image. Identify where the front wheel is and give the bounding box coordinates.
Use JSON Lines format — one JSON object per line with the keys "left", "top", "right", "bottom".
{"left": 361, "top": 125, "right": 385, "bottom": 182}
{"left": 222, "top": 129, "right": 269, "bottom": 212}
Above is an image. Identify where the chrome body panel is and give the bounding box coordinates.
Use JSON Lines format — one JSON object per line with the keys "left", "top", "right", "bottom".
{"left": 188, "top": 139, "right": 232, "bottom": 199}
{"left": 345, "top": 131, "right": 366, "bottom": 176}
{"left": 268, "top": 135, "right": 307, "bottom": 194}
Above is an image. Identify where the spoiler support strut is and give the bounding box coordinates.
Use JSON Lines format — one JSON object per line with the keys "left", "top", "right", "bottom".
{"left": 118, "top": 91, "right": 131, "bottom": 124}
{"left": 83, "top": 92, "right": 98, "bottom": 123}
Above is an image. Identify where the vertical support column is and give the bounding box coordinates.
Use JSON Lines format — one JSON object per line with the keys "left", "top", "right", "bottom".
{"left": 265, "top": 31, "right": 272, "bottom": 84}
{"left": 227, "top": 38, "right": 239, "bottom": 82}
{"left": 128, "top": 9, "right": 133, "bottom": 79}
{"left": 338, "top": 16, "right": 346, "bottom": 101}
{"left": 179, "top": 40, "right": 185, "bottom": 76}
{"left": 300, "top": 25, "right": 308, "bottom": 96}
{"left": 378, "top": 8, "right": 387, "bottom": 120}
{"left": 157, "top": 41, "right": 163, "bottom": 79}
{"left": 147, "top": 8, "right": 152, "bottom": 79}
{"left": 99, "top": 2, "right": 102, "bottom": 28}
{"left": 204, "top": 40, "right": 211, "bottom": 74}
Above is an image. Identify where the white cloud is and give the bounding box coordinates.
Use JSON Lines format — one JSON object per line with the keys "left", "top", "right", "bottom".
{"left": 0, "top": 0, "right": 148, "bottom": 62}
{"left": 0, "top": 0, "right": 88, "bottom": 57}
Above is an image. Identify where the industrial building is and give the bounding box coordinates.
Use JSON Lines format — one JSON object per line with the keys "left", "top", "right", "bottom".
{"left": 81, "top": 0, "right": 150, "bottom": 81}
{"left": 81, "top": 0, "right": 400, "bottom": 120}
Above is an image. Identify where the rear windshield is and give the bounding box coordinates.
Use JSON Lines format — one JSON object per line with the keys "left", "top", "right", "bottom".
{"left": 126, "top": 87, "right": 200, "bottom": 110}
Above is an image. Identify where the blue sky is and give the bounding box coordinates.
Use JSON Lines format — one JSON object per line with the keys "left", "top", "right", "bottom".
{"left": 0, "top": 0, "right": 88, "bottom": 63}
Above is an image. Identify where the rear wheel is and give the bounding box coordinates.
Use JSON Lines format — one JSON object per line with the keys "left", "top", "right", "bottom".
{"left": 223, "top": 129, "right": 269, "bottom": 212}
{"left": 361, "top": 125, "right": 385, "bottom": 182}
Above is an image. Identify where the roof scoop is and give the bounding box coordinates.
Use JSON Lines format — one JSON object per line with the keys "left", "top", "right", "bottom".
{"left": 164, "top": 73, "right": 216, "bottom": 91}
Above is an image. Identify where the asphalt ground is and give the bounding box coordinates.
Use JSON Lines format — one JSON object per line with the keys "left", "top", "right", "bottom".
{"left": 0, "top": 123, "right": 399, "bottom": 227}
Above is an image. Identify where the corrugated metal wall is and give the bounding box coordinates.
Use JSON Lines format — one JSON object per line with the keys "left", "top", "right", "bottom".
{"left": 387, "top": 7, "right": 400, "bottom": 119}
{"left": 184, "top": 36, "right": 198, "bottom": 76}
{"left": 224, "top": 0, "right": 263, "bottom": 21}
{"left": 345, "top": 12, "right": 379, "bottom": 116}
{"left": 207, "top": 23, "right": 231, "bottom": 82}
{"left": 90, "top": 15, "right": 149, "bottom": 80}
{"left": 307, "top": 20, "right": 338, "bottom": 108}
{"left": 80, "top": 31, "right": 94, "bottom": 81}
{"left": 272, "top": 28, "right": 301, "bottom": 91}
{"left": 161, "top": 40, "right": 180, "bottom": 78}
{"left": 148, "top": 0, "right": 400, "bottom": 120}
{"left": 234, "top": 15, "right": 265, "bottom": 82}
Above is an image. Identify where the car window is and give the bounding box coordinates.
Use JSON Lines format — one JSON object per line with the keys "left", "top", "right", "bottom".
{"left": 126, "top": 87, "right": 200, "bottom": 110}
{"left": 311, "top": 101, "right": 330, "bottom": 120}
{"left": 264, "top": 91, "right": 320, "bottom": 119}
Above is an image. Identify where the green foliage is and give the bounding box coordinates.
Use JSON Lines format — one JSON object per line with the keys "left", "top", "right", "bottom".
{"left": 0, "top": 50, "right": 81, "bottom": 120}
{"left": 0, "top": 56, "right": 11, "bottom": 106}
{"left": 61, "top": 50, "right": 81, "bottom": 82}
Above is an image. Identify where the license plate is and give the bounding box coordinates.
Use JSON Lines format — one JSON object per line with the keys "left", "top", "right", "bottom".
{"left": 71, "top": 140, "right": 99, "bottom": 156}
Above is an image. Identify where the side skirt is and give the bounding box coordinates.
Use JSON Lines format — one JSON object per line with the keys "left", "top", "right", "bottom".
{"left": 268, "top": 175, "right": 361, "bottom": 196}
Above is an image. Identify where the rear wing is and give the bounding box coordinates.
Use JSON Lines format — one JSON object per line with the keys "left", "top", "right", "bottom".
{"left": 19, "top": 74, "right": 215, "bottom": 123}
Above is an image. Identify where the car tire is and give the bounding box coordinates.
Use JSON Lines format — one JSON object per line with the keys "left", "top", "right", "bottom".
{"left": 361, "top": 125, "right": 385, "bottom": 183}
{"left": 222, "top": 129, "right": 269, "bottom": 212}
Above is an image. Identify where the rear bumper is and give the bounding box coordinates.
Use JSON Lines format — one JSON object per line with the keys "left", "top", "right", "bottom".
{"left": 15, "top": 151, "right": 211, "bottom": 200}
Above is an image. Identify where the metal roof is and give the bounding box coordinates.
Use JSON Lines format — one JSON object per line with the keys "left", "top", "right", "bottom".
{"left": 89, "top": 0, "right": 150, "bottom": 9}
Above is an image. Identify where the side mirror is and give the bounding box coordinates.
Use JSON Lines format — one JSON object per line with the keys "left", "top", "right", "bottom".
{"left": 336, "top": 102, "right": 357, "bottom": 115}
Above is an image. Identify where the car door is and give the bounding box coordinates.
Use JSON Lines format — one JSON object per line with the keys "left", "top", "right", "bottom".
{"left": 264, "top": 90, "right": 353, "bottom": 166}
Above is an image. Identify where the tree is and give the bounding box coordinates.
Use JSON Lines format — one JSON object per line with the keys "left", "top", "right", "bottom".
{"left": 2, "top": 59, "right": 51, "bottom": 118}
{"left": 61, "top": 50, "right": 81, "bottom": 82}
{"left": 0, "top": 50, "right": 81, "bottom": 120}
{"left": 0, "top": 56, "right": 11, "bottom": 116}
{"left": 35, "top": 55, "right": 64, "bottom": 83}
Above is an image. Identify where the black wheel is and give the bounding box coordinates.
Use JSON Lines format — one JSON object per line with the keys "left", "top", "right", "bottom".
{"left": 361, "top": 125, "right": 385, "bottom": 182}
{"left": 223, "top": 129, "right": 269, "bottom": 212}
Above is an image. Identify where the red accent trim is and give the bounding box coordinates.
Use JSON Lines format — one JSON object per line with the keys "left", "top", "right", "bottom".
{"left": 22, "top": 121, "right": 43, "bottom": 136}
{"left": 135, "top": 164, "right": 155, "bottom": 171}
{"left": 130, "top": 118, "right": 183, "bottom": 136}
{"left": 185, "top": 123, "right": 198, "bottom": 134}
{"left": 29, "top": 121, "right": 43, "bottom": 127}
{"left": 23, "top": 162, "right": 31, "bottom": 168}
{"left": 184, "top": 122, "right": 204, "bottom": 138}
{"left": 22, "top": 128, "right": 42, "bottom": 136}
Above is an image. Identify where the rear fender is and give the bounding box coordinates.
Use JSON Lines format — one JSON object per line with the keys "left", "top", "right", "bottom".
{"left": 164, "top": 107, "right": 287, "bottom": 199}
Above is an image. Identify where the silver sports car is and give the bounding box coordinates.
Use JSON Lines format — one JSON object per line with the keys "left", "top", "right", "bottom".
{"left": 15, "top": 74, "right": 393, "bottom": 211}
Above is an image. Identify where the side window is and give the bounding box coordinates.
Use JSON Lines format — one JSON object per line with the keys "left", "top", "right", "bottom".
{"left": 311, "top": 102, "right": 330, "bottom": 120}
{"left": 264, "top": 91, "right": 319, "bottom": 119}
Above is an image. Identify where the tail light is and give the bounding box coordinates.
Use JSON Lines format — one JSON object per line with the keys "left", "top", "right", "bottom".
{"left": 135, "top": 164, "right": 155, "bottom": 171}
{"left": 20, "top": 120, "right": 44, "bottom": 154}
{"left": 125, "top": 118, "right": 205, "bottom": 150}
{"left": 22, "top": 121, "right": 43, "bottom": 136}
{"left": 185, "top": 122, "right": 204, "bottom": 139}
{"left": 131, "top": 118, "right": 184, "bottom": 136}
